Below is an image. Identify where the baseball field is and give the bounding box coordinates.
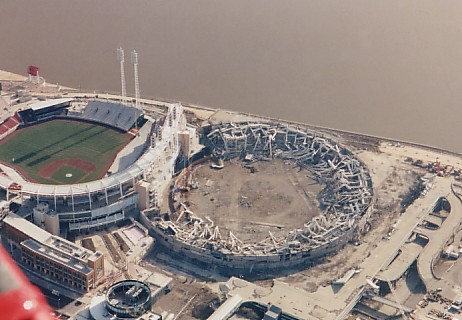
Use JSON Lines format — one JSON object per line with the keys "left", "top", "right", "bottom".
{"left": 0, "top": 119, "right": 132, "bottom": 184}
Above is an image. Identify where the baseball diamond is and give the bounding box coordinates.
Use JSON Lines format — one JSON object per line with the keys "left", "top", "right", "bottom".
{"left": 0, "top": 119, "right": 132, "bottom": 184}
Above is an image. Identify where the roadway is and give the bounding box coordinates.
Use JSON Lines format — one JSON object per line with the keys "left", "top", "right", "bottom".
{"left": 417, "top": 188, "right": 462, "bottom": 290}
{"left": 329, "top": 177, "right": 455, "bottom": 320}
{"left": 223, "top": 177, "right": 457, "bottom": 319}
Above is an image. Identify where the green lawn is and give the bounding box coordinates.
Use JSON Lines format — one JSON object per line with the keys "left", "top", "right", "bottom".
{"left": 0, "top": 120, "right": 131, "bottom": 184}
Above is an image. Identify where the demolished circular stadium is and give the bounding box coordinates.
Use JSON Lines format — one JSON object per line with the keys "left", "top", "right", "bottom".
{"left": 152, "top": 121, "right": 373, "bottom": 277}
{"left": 0, "top": 93, "right": 374, "bottom": 277}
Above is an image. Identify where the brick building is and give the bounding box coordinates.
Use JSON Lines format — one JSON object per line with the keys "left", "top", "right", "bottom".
{"left": 3, "top": 213, "right": 104, "bottom": 291}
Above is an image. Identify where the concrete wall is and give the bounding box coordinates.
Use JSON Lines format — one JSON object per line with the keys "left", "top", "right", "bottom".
{"left": 139, "top": 120, "right": 372, "bottom": 278}
{"left": 148, "top": 220, "right": 354, "bottom": 278}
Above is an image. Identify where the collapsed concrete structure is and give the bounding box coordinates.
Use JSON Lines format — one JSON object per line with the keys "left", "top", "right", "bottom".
{"left": 151, "top": 122, "right": 373, "bottom": 277}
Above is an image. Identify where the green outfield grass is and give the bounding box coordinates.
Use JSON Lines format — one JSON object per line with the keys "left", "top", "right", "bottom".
{"left": 0, "top": 119, "right": 131, "bottom": 184}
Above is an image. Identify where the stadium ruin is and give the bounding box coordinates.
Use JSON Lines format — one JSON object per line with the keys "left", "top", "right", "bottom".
{"left": 150, "top": 121, "right": 374, "bottom": 277}
{"left": 0, "top": 94, "right": 374, "bottom": 277}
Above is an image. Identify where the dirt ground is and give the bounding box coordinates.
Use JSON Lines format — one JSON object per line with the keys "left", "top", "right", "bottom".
{"left": 273, "top": 147, "right": 426, "bottom": 292}
{"left": 142, "top": 261, "right": 219, "bottom": 320}
{"left": 169, "top": 143, "right": 426, "bottom": 294}
{"left": 156, "top": 282, "right": 217, "bottom": 320}
{"left": 38, "top": 158, "right": 96, "bottom": 178}
{"left": 175, "top": 158, "right": 324, "bottom": 242}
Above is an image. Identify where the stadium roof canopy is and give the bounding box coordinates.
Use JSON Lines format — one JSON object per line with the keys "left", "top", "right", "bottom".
{"left": 29, "top": 98, "right": 73, "bottom": 111}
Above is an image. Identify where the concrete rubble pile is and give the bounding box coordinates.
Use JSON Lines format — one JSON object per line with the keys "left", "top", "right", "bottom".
{"left": 156, "top": 122, "right": 373, "bottom": 260}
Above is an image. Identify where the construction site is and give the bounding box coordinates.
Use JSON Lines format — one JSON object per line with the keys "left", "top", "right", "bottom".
{"left": 174, "top": 158, "right": 325, "bottom": 244}
{"left": 3, "top": 63, "right": 462, "bottom": 320}
{"left": 148, "top": 122, "right": 373, "bottom": 278}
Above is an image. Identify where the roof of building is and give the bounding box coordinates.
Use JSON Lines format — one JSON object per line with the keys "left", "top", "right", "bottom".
{"left": 29, "top": 98, "right": 73, "bottom": 111}
{"left": 21, "top": 238, "right": 93, "bottom": 275}
{"left": 146, "top": 272, "right": 173, "bottom": 291}
{"left": 45, "top": 235, "right": 101, "bottom": 262}
{"left": 5, "top": 212, "right": 102, "bottom": 273}
{"left": 4, "top": 212, "right": 50, "bottom": 243}
{"left": 207, "top": 295, "right": 243, "bottom": 320}
{"left": 88, "top": 295, "right": 161, "bottom": 320}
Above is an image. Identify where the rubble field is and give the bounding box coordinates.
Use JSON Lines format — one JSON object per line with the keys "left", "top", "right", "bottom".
{"left": 177, "top": 158, "right": 324, "bottom": 242}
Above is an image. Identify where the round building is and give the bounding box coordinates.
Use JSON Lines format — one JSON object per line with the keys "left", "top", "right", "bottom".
{"left": 105, "top": 280, "right": 152, "bottom": 318}
{"left": 151, "top": 121, "right": 373, "bottom": 277}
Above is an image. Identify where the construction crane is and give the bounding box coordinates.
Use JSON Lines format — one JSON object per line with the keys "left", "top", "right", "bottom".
{"left": 178, "top": 163, "right": 193, "bottom": 192}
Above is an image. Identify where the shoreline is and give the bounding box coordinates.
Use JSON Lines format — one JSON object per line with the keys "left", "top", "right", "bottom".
{"left": 1, "top": 69, "right": 458, "bottom": 159}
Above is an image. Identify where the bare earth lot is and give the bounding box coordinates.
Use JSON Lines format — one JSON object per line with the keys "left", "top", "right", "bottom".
{"left": 275, "top": 145, "right": 427, "bottom": 292}
{"left": 176, "top": 158, "right": 324, "bottom": 242}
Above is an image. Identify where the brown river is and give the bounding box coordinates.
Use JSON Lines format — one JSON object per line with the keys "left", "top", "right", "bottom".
{"left": 1, "top": 1, "right": 462, "bottom": 151}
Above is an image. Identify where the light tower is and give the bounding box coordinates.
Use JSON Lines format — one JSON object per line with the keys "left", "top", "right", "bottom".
{"left": 131, "top": 50, "right": 140, "bottom": 110}
{"left": 117, "top": 47, "right": 127, "bottom": 102}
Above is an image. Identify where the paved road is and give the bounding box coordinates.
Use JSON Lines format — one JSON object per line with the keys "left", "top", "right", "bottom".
{"left": 417, "top": 186, "right": 462, "bottom": 290}
{"left": 226, "top": 177, "right": 455, "bottom": 320}
{"left": 326, "top": 177, "right": 453, "bottom": 319}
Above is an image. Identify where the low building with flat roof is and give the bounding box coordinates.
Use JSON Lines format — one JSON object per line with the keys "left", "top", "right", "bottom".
{"left": 3, "top": 212, "right": 104, "bottom": 291}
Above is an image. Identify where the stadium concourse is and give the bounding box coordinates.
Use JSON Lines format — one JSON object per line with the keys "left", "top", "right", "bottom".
{"left": 0, "top": 98, "right": 199, "bottom": 235}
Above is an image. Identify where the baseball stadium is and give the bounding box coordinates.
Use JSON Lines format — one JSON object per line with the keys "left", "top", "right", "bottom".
{"left": 0, "top": 94, "right": 374, "bottom": 277}
{"left": 0, "top": 98, "right": 194, "bottom": 235}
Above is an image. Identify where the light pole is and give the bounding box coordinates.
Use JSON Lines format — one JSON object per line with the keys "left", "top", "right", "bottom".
{"left": 51, "top": 289, "right": 60, "bottom": 310}
{"left": 117, "top": 47, "right": 127, "bottom": 103}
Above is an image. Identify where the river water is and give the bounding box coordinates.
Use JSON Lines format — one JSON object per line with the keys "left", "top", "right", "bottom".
{"left": 1, "top": 1, "right": 462, "bottom": 151}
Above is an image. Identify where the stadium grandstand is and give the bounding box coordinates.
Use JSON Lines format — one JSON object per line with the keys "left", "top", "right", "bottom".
{"left": 0, "top": 101, "right": 198, "bottom": 234}
{"left": 17, "top": 98, "right": 72, "bottom": 125}
{"left": 74, "top": 100, "right": 143, "bottom": 132}
{"left": 15, "top": 99, "right": 142, "bottom": 133}
{"left": 0, "top": 114, "right": 21, "bottom": 140}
